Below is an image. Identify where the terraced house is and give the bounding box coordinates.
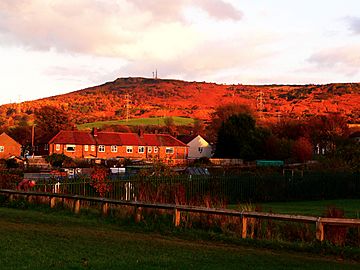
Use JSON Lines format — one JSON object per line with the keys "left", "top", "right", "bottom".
{"left": 48, "top": 129, "right": 188, "bottom": 164}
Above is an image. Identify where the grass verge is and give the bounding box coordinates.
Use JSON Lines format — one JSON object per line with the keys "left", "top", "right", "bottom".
{"left": 1, "top": 205, "right": 360, "bottom": 270}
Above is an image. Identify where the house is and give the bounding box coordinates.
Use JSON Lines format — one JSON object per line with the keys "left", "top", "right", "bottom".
{"left": 0, "top": 132, "right": 22, "bottom": 159}
{"left": 349, "top": 131, "right": 360, "bottom": 143}
{"left": 48, "top": 130, "right": 188, "bottom": 164}
{"left": 178, "top": 134, "right": 212, "bottom": 159}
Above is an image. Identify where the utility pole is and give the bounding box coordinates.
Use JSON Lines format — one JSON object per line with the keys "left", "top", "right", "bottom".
{"left": 124, "top": 94, "right": 131, "bottom": 122}
{"left": 257, "top": 90, "right": 266, "bottom": 119}
{"left": 31, "top": 124, "right": 35, "bottom": 157}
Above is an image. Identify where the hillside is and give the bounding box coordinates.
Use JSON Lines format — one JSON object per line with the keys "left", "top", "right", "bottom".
{"left": 0, "top": 77, "right": 359, "bottom": 127}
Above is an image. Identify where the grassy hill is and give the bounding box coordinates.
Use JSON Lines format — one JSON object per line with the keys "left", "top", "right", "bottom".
{"left": 77, "top": 116, "right": 195, "bottom": 130}
{"left": 0, "top": 77, "right": 359, "bottom": 128}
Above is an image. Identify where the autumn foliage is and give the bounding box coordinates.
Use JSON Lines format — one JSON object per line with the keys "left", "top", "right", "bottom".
{"left": 90, "top": 167, "right": 112, "bottom": 197}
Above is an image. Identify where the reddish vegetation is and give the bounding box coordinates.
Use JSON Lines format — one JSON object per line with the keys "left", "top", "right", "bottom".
{"left": 0, "top": 77, "right": 359, "bottom": 126}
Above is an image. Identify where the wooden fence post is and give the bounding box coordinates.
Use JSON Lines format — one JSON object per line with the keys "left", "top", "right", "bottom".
{"left": 316, "top": 218, "right": 324, "bottom": 242}
{"left": 50, "top": 197, "right": 56, "bottom": 208}
{"left": 135, "top": 207, "right": 142, "bottom": 223}
{"left": 101, "top": 203, "right": 109, "bottom": 217}
{"left": 27, "top": 195, "right": 33, "bottom": 203}
{"left": 174, "top": 208, "right": 181, "bottom": 227}
{"left": 73, "top": 199, "right": 81, "bottom": 214}
{"left": 8, "top": 194, "right": 14, "bottom": 202}
{"left": 242, "top": 214, "right": 247, "bottom": 239}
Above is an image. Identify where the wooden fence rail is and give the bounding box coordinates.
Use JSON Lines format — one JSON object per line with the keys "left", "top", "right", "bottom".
{"left": 1, "top": 189, "right": 360, "bottom": 243}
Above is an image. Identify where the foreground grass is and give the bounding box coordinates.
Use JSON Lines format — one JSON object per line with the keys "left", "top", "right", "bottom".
{"left": 78, "top": 116, "right": 195, "bottom": 129}
{"left": 252, "top": 199, "right": 360, "bottom": 218}
{"left": 1, "top": 207, "right": 359, "bottom": 270}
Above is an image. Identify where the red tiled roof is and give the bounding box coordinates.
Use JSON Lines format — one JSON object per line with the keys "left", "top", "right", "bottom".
{"left": 49, "top": 131, "right": 187, "bottom": 147}
{"left": 144, "top": 134, "right": 187, "bottom": 147}
{"left": 49, "top": 131, "right": 96, "bottom": 145}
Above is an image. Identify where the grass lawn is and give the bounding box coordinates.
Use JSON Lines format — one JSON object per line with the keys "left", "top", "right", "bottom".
{"left": 1, "top": 207, "right": 359, "bottom": 270}
{"left": 235, "top": 199, "right": 360, "bottom": 218}
{"left": 78, "top": 116, "right": 195, "bottom": 129}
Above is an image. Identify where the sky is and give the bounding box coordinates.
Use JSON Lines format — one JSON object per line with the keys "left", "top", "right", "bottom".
{"left": 0, "top": 0, "right": 359, "bottom": 105}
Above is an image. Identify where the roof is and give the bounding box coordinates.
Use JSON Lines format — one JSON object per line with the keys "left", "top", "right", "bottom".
{"left": 49, "top": 131, "right": 96, "bottom": 145}
{"left": 177, "top": 134, "right": 198, "bottom": 144}
{"left": 49, "top": 131, "right": 187, "bottom": 147}
{"left": 0, "top": 132, "right": 21, "bottom": 147}
{"left": 349, "top": 131, "right": 360, "bottom": 138}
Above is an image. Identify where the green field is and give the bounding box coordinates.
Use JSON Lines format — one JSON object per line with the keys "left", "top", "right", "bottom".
{"left": 251, "top": 199, "right": 360, "bottom": 218}
{"left": 78, "top": 116, "right": 195, "bottom": 129}
{"left": 1, "top": 207, "right": 359, "bottom": 270}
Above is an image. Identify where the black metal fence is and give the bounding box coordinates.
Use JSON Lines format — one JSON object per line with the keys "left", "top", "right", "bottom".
{"left": 30, "top": 171, "right": 360, "bottom": 204}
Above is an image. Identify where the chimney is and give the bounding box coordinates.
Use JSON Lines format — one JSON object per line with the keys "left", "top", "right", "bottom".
{"left": 92, "top": 128, "right": 98, "bottom": 137}
{"left": 138, "top": 128, "right": 144, "bottom": 138}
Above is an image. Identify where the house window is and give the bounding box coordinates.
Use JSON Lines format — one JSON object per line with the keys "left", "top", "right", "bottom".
{"left": 148, "top": 146, "right": 152, "bottom": 153}
{"left": 55, "top": 144, "right": 60, "bottom": 151}
{"left": 166, "top": 147, "right": 174, "bottom": 154}
{"left": 84, "top": 145, "right": 89, "bottom": 151}
{"left": 126, "top": 146, "right": 133, "bottom": 153}
{"left": 198, "top": 147, "right": 203, "bottom": 153}
{"left": 138, "top": 146, "right": 145, "bottom": 153}
{"left": 91, "top": 145, "right": 95, "bottom": 152}
{"left": 0, "top": 146, "right": 4, "bottom": 152}
{"left": 111, "top": 145, "right": 118, "bottom": 152}
{"left": 154, "top": 147, "right": 158, "bottom": 153}
{"left": 44, "top": 144, "right": 49, "bottom": 151}
{"left": 98, "top": 145, "right": 105, "bottom": 152}
{"left": 66, "top": 144, "right": 75, "bottom": 152}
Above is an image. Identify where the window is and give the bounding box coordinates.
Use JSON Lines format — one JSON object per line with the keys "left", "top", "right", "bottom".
{"left": 165, "top": 147, "right": 174, "bottom": 154}
{"left": 111, "top": 145, "right": 117, "bottom": 152}
{"left": 98, "top": 145, "right": 105, "bottom": 152}
{"left": 138, "top": 146, "right": 145, "bottom": 153}
{"left": 198, "top": 147, "right": 203, "bottom": 153}
{"left": 91, "top": 145, "right": 95, "bottom": 152}
{"left": 126, "top": 146, "right": 133, "bottom": 153}
{"left": 44, "top": 144, "right": 49, "bottom": 151}
{"left": 154, "top": 147, "right": 158, "bottom": 153}
{"left": 84, "top": 145, "right": 89, "bottom": 151}
{"left": 55, "top": 144, "right": 60, "bottom": 151}
{"left": 148, "top": 146, "right": 152, "bottom": 153}
{"left": 0, "top": 146, "right": 4, "bottom": 152}
{"left": 66, "top": 144, "right": 75, "bottom": 152}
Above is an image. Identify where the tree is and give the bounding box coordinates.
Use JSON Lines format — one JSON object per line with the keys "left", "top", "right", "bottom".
{"left": 215, "top": 113, "right": 268, "bottom": 160}
{"left": 34, "top": 106, "right": 73, "bottom": 142}
{"left": 291, "top": 137, "right": 313, "bottom": 163}
{"left": 207, "top": 104, "right": 253, "bottom": 142}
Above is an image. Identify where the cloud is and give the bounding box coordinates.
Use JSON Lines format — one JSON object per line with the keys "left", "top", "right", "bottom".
{"left": 0, "top": 0, "right": 242, "bottom": 58}
{"left": 308, "top": 44, "right": 360, "bottom": 76}
{"left": 129, "top": 0, "right": 242, "bottom": 22}
{"left": 347, "top": 17, "right": 360, "bottom": 34}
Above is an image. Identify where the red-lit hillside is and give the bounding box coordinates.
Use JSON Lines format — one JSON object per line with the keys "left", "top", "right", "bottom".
{"left": 0, "top": 77, "right": 359, "bottom": 127}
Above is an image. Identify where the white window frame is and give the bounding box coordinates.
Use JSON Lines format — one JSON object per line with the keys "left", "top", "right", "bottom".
{"left": 111, "top": 145, "right": 118, "bottom": 153}
{"left": 0, "top": 146, "right": 4, "bottom": 152}
{"left": 66, "top": 144, "right": 76, "bottom": 152}
{"left": 126, "top": 146, "right": 133, "bottom": 153}
{"left": 55, "top": 144, "right": 60, "bottom": 151}
{"left": 165, "top": 147, "right": 174, "bottom": 154}
{"left": 148, "top": 146, "right": 152, "bottom": 153}
{"left": 98, "top": 145, "right": 105, "bottom": 152}
{"left": 138, "top": 146, "right": 145, "bottom": 153}
{"left": 154, "top": 146, "right": 158, "bottom": 153}
{"left": 91, "top": 145, "right": 95, "bottom": 152}
{"left": 84, "top": 145, "right": 89, "bottom": 151}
